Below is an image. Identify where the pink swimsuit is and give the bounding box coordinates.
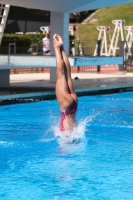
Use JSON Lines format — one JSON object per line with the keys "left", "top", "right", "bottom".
{"left": 60, "top": 101, "right": 77, "bottom": 132}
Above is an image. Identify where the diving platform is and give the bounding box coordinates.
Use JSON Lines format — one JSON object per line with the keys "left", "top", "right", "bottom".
{"left": 0, "top": 55, "right": 123, "bottom": 87}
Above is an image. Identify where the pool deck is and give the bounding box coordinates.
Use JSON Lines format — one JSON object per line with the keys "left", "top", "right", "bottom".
{"left": 0, "top": 72, "right": 133, "bottom": 103}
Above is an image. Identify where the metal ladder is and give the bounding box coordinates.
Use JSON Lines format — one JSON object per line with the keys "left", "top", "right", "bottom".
{"left": 108, "top": 20, "right": 125, "bottom": 56}
{"left": 94, "top": 26, "right": 111, "bottom": 56}
{"left": 69, "top": 25, "right": 82, "bottom": 56}
{"left": 124, "top": 26, "right": 133, "bottom": 57}
{"left": 0, "top": 4, "right": 10, "bottom": 45}
{"left": 125, "top": 26, "right": 133, "bottom": 47}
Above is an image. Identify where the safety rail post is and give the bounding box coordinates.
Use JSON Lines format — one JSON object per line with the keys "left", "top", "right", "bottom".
{"left": 77, "top": 40, "right": 81, "bottom": 73}
{"left": 97, "top": 40, "right": 101, "bottom": 72}
{"left": 119, "top": 41, "right": 124, "bottom": 71}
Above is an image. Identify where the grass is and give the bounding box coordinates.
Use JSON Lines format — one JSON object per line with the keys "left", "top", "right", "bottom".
{"left": 70, "top": 3, "right": 133, "bottom": 42}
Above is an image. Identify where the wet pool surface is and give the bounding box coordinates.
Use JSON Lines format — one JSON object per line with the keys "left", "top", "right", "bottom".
{"left": 0, "top": 92, "right": 133, "bottom": 199}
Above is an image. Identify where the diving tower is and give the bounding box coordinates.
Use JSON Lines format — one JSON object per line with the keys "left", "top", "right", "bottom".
{"left": 0, "top": 4, "right": 10, "bottom": 45}
{"left": 94, "top": 26, "right": 111, "bottom": 56}
{"left": 108, "top": 19, "right": 125, "bottom": 56}
{"left": 124, "top": 26, "right": 133, "bottom": 58}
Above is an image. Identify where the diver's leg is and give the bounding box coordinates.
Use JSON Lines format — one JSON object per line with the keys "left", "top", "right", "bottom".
{"left": 61, "top": 45, "right": 78, "bottom": 104}
{"left": 53, "top": 34, "right": 74, "bottom": 111}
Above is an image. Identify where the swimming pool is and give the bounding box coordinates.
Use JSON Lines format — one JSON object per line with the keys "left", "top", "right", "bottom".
{"left": 0, "top": 91, "right": 133, "bottom": 199}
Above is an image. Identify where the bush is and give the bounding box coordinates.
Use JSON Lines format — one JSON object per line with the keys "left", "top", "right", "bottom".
{"left": 1, "top": 33, "right": 75, "bottom": 54}
{"left": 2, "top": 33, "right": 43, "bottom": 52}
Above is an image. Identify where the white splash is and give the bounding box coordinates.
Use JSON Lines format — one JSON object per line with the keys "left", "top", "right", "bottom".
{"left": 52, "top": 116, "right": 92, "bottom": 146}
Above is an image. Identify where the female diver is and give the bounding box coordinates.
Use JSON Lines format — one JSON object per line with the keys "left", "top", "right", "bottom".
{"left": 53, "top": 34, "right": 78, "bottom": 132}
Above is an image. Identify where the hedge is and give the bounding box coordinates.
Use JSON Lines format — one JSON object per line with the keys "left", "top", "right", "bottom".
{"left": 2, "top": 34, "right": 75, "bottom": 53}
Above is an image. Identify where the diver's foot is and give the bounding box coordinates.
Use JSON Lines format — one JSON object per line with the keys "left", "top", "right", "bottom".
{"left": 53, "top": 34, "right": 63, "bottom": 47}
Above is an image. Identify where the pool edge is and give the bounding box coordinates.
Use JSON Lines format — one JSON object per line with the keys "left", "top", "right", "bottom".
{"left": 0, "top": 84, "right": 133, "bottom": 105}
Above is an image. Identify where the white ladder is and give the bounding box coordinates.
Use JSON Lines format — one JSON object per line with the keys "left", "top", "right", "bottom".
{"left": 69, "top": 26, "right": 77, "bottom": 56}
{"left": 124, "top": 26, "right": 133, "bottom": 60}
{"left": 94, "top": 26, "right": 111, "bottom": 56}
{"left": 0, "top": 4, "right": 10, "bottom": 45}
{"left": 69, "top": 25, "right": 82, "bottom": 56}
{"left": 108, "top": 19, "right": 125, "bottom": 56}
{"left": 124, "top": 26, "right": 133, "bottom": 58}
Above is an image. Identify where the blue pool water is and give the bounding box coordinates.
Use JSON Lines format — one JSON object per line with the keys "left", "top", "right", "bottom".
{"left": 0, "top": 91, "right": 133, "bottom": 199}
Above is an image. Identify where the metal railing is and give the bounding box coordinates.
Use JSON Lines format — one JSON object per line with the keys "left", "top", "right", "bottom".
{"left": 0, "top": 46, "right": 29, "bottom": 54}
{"left": 0, "top": 39, "right": 131, "bottom": 73}
{"left": 0, "top": 39, "right": 39, "bottom": 55}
